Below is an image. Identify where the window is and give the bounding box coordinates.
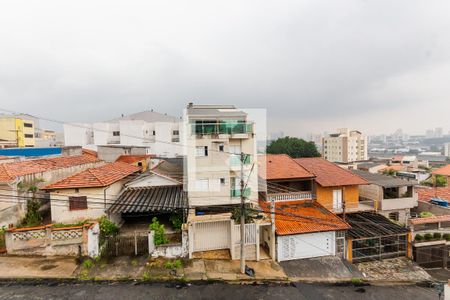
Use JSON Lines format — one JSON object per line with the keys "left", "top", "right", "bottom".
{"left": 196, "top": 146, "right": 208, "bottom": 157}
{"left": 218, "top": 144, "right": 225, "bottom": 152}
{"left": 195, "top": 179, "right": 209, "bottom": 191}
{"left": 229, "top": 145, "right": 241, "bottom": 155}
{"left": 388, "top": 212, "right": 399, "bottom": 221}
{"left": 220, "top": 178, "right": 226, "bottom": 185}
{"left": 173, "top": 130, "right": 179, "bottom": 135}
{"left": 152, "top": 131, "right": 156, "bottom": 136}
{"left": 75, "top": 188, "right": 79, "bottom": 193}
{"left": 24, "top": 123, "right": 33, "bottom": 128}
{"left": 113, "top": 131, "right": 120, "bottom": 136}
{"left": 69, "top": 196, "right": 87, "bottom": 210}
{"left": 24, "top": 134, "right": 33, "bottom": 138}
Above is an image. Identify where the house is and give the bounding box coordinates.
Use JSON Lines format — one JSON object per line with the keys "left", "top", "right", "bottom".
{"left": 352, "top": 170, "right": 418, "bottom": 224}
{"left": 43, "top": 162, "right": 140, "bottom": 223}
{"left": 415, "top": 186, "right": 450, "bottom": 217}
{"left": 64, "top": 110, "right": 183, "bottom": 158}
{"left": 258, "top": 154, "right": 349, "bottom": 262}
{"left": 356, "top": 162, "right": 387, "bottom": 174}
{"left": 115, "top": 154, "right": 154, "bottom": 172}
{"left": 295, "top": 157, "right": 372, "bottom": 213}
{"left": 322, "top": 128, "right": 367, "bottom": 163}
{"left": 0, "top": 154, "right": 102, "bottom": 227}
{"left": 183, "top": 103, "right": 260, "bottom": 260}
{"left": 432, "top": 164, "right": 450, "bottom": 186}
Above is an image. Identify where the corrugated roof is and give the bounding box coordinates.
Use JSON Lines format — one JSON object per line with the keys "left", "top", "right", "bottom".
{"left": 0, "top": 154, "right": 100, "bottom": 183}
{"left": 108, "top": 185, "right": 187, "bottom": 213}
{"left": 259, "top": 154, "right": 315, "bottom": 181}
{"left": 346, "top": 212, "right": 409, "bottom": 239}
{"left": 295, "top": 157, "right": 368, "bottom": 187}
{"left": 352, "top": 170, "right": 417, "bottom": 187}
{"left": 259, "top": 200, "right": 350, "bottom": 235}
{"left": 43, "top": 162, "right": 140, "bottom": 190}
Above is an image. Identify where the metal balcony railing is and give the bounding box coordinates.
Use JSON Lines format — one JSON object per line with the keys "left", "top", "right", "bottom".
{"left": 192, "top": 122, "right": 253, "bottom": 135}
{"left": 266, "top": 191, "right": 313, "bottom": 202}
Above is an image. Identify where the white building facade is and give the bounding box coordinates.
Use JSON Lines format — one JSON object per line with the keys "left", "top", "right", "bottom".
{"left": 64, "top": 111, "right": 183, "bottom": 157}
{"left": 322, "top": 128, "right": 368, "bottom": 163}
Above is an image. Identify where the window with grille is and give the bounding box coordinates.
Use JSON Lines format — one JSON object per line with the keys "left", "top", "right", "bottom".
{"left": 113, "top": 131, "right": 120, "bottom": 136}
{"left": 69, "top": 196, "right": 88, "bottom": 210}
{"left": 196, "top": 146, "right": 208, "bottom": 157}
{"left": 388, "top": 212, "right": 399, "bottom": 221}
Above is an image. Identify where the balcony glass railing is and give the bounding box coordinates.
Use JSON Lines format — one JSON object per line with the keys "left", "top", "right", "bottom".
{"left": 192, "top": 121, "right": 253, "bottom": 135}
{"left": 229, "top": 154, "right": 252, "bottom": 166}
{"left": 231, "top": 188, "right": 251, "bottom": 198}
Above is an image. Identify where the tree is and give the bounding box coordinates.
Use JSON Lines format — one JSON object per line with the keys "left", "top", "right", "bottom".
{"left": 266, "top": 137, "right": 320, "bottom": 158}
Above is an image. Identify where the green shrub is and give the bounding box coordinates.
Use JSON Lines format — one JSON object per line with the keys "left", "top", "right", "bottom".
{"left": 99, "top": 216, "right": 119, "bottom": 237}
{"left": 443, "top": 233, "right": 450, "bottom": 241}
{"left": 433, "top": 232, "right": 442, "bottom": 240}
{"left": 414, "top": 234, "right": 424, "bottom": 241}
{"left": 21, "top": 199, "right": 42, "bottom": 227}
{"left": 83, "top": 259, "right": 93, "bottom": 269}
{"left": 149, "top": 217, "right": 168, "bottom": 245}
{"left": 142, "top": 271, "right": 151, "bottom": 281}
{"left": 420, "top": 212, "right": 434, "bottom": 218}
{"left": 424, "top": 233, "right": 433, "bottom": 241}
{"left": 173, "top": 259, "right": 182, "bottom": 269}
{"left": 169, "top": 213, "right": 183, "bottom": 230}
{"left": 164, "top": 261, "right": 174, "bottom": 269}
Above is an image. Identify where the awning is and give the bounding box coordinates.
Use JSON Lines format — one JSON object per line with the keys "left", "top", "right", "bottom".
{"left": 108, "top": 185, "right": 187, "bottom": 214}
{"left": 345, "top": 212, "right": 409, "bottom": 239}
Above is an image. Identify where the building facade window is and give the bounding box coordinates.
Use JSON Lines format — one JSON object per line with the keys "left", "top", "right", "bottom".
{"left": 173, "top": 130, "right": 179, "bottom": 135}
{"left": 218, "top": 144, "right": 225, "bottom": 152}
{"left": 24, "top": 134, "right": 34, "bottom": 138}
{"left": 220, "top": 178, "right": 226, "bottom": 185}
{"left": 24, "top": 123, "right": 33, "bottom": 128}
{"left": 113, "top": 131, "right": 120, "bottom": 136}
{"left": 196, "top": 146, "right": 208, "bottom": 157}
{"left": 388, "top": 212, "right": 399, "bottom": 221}
{"left": 69, "top": 196, "right": 88, "bottom": 210}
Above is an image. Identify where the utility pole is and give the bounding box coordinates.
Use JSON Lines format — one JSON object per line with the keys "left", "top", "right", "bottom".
{"left": 240, "top": 151, "right": 246, "bottom": 274}
{"left": 342, "top": 187, "right": 346, "bottom": 222}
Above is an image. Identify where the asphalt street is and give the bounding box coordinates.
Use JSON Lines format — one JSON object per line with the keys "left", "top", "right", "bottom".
{"left": 0, "top": 282, "right": 440, "bottom": 300}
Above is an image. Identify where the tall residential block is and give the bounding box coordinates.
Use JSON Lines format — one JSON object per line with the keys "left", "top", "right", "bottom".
{"left": 0, "top": 115, "right": 35, "bottom": 148}
{"left": 322, "top": 128, "right": 367, "bottom": 163}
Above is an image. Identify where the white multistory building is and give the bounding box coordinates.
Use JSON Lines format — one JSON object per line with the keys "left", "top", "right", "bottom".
{"left": 322, "top": 128, "right": 367, "bottom": 163}
{"left": 64, "top": 110, "right": 182, "bottom": 157}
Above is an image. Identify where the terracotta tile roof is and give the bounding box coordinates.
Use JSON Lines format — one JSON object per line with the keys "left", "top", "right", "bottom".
{"left": 0, "top": 155, "right": 100, "bottom": 183}
{"left": 432, "top": 164, "right": 450, "bottom": 176}
{"left": 82, "top": 149, "right": 98, "bottom": 158}
{"left": 115, "top": 155, "right": 153, "bottom": 164}
{"left": 259, "top": 200, "right": 350, "bottom": 235}
{"left": 295, "top": 157, "right": 368, "bottom": 187}
{"left": 417, "top": 186, "right": 450, "bottom": 202}
{"left": 43, "top": 162, "right": 140, "bottom": 190}
{"left": 258, "top": 154, "right": 314, "bottom": 180}
{"left": 410, "top": 215, "right": 450, "bottom": 225}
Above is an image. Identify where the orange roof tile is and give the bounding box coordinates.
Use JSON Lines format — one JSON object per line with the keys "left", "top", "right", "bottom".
{"left": 410, "top": 215, "right": 450, "bottom": 225}
{"left": 115, "top": 155, "right": 153, "bottom": 164}
{"left": 0, "top": 155, "right": 100, "bottom": 183}
{"left": 259, "top": 200, "right": 350, "bottom": 235}
{"left": 258, "top": 154, "right": 314, "bottom": 180}
{"left": 82, "top": 149, "right": 98, "bottom": 158}
{"left": 43, "top": 162, "right": 140, "bottom": 190}
{"left": 432, "top": 164, "right": 450, "bottom": 176}
{"left": 417, "top": 186, "right": 450, "bottom": 202}
{"left": 295, "top": 157, "right": 368, "bottom": 187}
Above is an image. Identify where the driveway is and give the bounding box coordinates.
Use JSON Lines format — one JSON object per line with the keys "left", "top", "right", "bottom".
{"left": 0, "top": 256, "right": 77, "bottom": 279}
{"left": 280, "top": 256, "right": 361, "bottom": 281}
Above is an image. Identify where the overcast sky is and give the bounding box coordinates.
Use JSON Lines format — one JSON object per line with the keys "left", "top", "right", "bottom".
{"left": 1, "top": 1, "right": 450, "bottom": 137}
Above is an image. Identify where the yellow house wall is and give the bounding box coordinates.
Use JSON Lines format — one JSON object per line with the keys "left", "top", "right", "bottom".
{"left": 315, "top": 184, "right": 359, "bottom": 211}
{"left": 0, "top": 118, "right": 18, "bottom": 145}
{"left": 0, "top": 118, "right": 34, "bottom": 147}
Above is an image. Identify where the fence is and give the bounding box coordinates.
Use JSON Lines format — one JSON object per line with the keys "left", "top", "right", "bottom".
{"left": 0, "top": 232, "right": 5, "bottom": 254}
{"left": 233, "top": 223, "right": 257, "bottom": 245}
{"left": 4, "top": 223, "right": 99, "bottom": 257}
{"left": 103, "top": 231, "right": 149, "bottom": 257}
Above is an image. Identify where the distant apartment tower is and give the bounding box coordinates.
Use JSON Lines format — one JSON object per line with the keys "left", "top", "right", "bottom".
{"left": 322, "top": 128, "right": 367, "bottom": 163}
{"left": 64, "top": 110, "right": 182, "bottom": 157}
{"left": 184, "top": 103, "right": 258, "bottom": 207}
{"left": 0, "top": 115, "right": 35, "bottom": 148}
{"left": 444, "top": 143, "right": 450, "bottom": 158}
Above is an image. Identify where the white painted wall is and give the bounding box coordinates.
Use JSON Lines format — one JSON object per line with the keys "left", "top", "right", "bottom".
{"left": 277, "top": 231, "right": 336, "bottom": 261}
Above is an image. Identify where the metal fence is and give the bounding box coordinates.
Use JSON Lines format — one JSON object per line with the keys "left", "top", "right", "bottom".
{"left": 103, "top": 232, "right": 149, "bottom": 257}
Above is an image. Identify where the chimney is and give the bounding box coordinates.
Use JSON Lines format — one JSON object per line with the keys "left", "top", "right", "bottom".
{"left": 187, "top": 102, "right": 193, "bottom": 108}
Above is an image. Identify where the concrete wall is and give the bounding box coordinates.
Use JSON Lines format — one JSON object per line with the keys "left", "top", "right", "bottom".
{"left": 5, "top": 223, "right": 99, "bottom": 257}
{"left": 50, "top": 181, "right": 124, "bottom": 223}
{"left": 97, "top": 146, "right": 147, "bottom": 162}
{"left": 416, "top": 201, "right": 450, "bottom": 216}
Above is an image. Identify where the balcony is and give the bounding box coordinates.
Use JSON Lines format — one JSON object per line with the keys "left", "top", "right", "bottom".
{"left": 231, "top": 188, "right": 251, "bottom": 198}
{"left": 265, "top": 191, "right": 313, "bottom": 202}
{"left": 229, "top": 154, "right": 252, "bottom": 169}
{"left": 381, "top": 196, "right": 418, "bottom": 211}
{"left": 192, "top": 121, "right": 253, "bottom": 136}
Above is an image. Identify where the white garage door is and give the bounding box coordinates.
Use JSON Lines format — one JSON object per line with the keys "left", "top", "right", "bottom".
{"left": 193, "top": 220, "right": 231, "bottom": 252}
{"left": 278, "top": 231, "right": 335, "bottom": 261}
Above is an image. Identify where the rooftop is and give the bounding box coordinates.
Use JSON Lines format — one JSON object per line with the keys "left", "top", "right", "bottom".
{"left": 259, "top": 154, "right": 314, "bottom": 181}
{"left": 295, "top": 157, "right": 368, "bottom": 187}
{"left": 43, "top": 162, "right": 140, "bottom": 190}
{"left": 410, "top": 215, "right": 450, "bottom": 226}
{"left": 186, "top": 104, "right": 247, "bottom": 119}
{"left": 352, "top": 170, "right": 417, "bottom": 188}
{"left": 259, "top": 200, "right": 350, "bottom": 235}
{"left": 346, "top": 212, "right": 409, "bottom": 239}
{"left": 0, "top": 154, "right": 100, "bottom": 183}
{"left": 115, "top": 154, "right": 153, "bottom": 164}
{"left": 432, "top": 164, "right": 450, "bottom": 176}
{"left": 109, "top": 110, "right": 180, "bottom": 123}
{"left": 417, "top": 186, "right": 450, "bottom": 202}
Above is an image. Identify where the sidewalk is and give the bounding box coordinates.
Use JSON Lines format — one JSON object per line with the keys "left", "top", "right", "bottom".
{"left": 0, "top": 256, "right": 77, "bottom": 279}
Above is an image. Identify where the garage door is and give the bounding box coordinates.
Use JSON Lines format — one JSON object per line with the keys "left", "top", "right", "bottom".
{"left": 278, "top": 231, "right": 335, "bottom": 261}
{"left": 193, "top": 220, "right": 231, "bottom": 252}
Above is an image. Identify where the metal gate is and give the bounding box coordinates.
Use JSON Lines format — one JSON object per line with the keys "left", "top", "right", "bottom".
{"left": 103, "top": 232, "right": 148, "bottom": 257}
{"left": 193, "top": 220, "right": 231, "bottom": 252}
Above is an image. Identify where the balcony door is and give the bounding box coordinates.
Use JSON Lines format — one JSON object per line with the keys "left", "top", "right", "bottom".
{"left": 333, "top": 189, "right": 343, "bottom": 210}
